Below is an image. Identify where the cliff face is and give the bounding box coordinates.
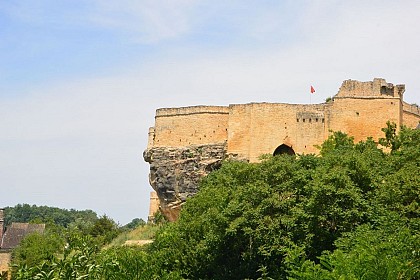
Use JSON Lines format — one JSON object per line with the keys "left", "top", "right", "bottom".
{"left": 143, "top": 143, "right": 226, "bottom": 221}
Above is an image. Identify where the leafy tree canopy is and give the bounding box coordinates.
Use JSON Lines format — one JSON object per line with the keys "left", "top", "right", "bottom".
{"left": 3, "top": 204, "right": 98, "bottom": 228}
{"left": 147, "top": 126, "right": 419, "bottom": 279}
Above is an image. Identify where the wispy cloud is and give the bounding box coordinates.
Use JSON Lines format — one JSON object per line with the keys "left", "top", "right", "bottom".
{"left": 89, "top": 0, "right": 197, "bottom": 43}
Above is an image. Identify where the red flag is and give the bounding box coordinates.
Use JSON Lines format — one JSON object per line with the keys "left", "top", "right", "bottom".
{"left": 310, "top": 86, "right": 315, "bottom": 94}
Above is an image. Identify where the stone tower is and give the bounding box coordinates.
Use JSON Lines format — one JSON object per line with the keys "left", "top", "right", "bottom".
{"left": 148, "top": 191, "right": 160, "bottom": 222}
{"left": 0, "top": 208, "right": 4, "bottom": 247}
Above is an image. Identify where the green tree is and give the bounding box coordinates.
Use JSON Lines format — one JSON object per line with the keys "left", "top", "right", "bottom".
{"left": 121, "top": 218, "right": 146, "bottom": 231}
{"left": 12, "top": 229, "right": 65, "bottom": 267}
{"left": 285, "top": 215, "right": 420, "bottom": 279}
{"left": 379, "top": 121, "right": 400, "bottom": 151}
{"left": 90, "top": 215, "right": 120, "bottom": 244}
{"left": 317, "top": 131, "right": 355, "bottom": 156}
{"left": 4, "top": 204, "right": 98, "bottom": 228}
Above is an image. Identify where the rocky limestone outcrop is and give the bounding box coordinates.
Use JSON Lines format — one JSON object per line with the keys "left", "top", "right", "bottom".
{"left": 143, "top": 143, "right": 226, "bottom": 221}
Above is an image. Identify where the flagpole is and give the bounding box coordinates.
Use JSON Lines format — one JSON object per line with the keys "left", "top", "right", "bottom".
{"left": 310, "top": 85, "right": 315, "bottom": 104}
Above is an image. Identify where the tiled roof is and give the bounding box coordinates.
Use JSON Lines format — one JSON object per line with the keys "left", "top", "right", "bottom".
{"left": 1, "top": 223, "right": 45, "bottom": 249}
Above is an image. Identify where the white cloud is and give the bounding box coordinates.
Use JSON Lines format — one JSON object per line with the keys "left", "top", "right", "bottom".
{"left": 89, "top": 0, "right": 197, "bottom": 43}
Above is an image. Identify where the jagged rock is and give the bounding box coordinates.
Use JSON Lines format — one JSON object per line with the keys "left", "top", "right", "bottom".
{"left": 143, "top": 143, "right": 226, "bottom": 221}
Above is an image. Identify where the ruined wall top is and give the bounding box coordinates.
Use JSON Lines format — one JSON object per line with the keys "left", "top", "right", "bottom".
{"left": 336, "top": 78, "right": 405, "bottom": 99}
{"left": 156, "top": 106, "right": 229, "bottom": 118}
{"left": 403, "top": 102, "right": 420, "bottom": 116}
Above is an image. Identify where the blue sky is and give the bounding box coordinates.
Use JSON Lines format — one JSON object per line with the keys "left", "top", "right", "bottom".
{"left": 1, "top": 1, "right": 419, "bottom": 224}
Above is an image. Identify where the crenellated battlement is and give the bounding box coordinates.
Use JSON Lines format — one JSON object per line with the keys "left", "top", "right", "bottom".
{"left": 402, "top": 101, "right": 420, "bottom": 128}
{"left": 403, "top": 102, "right": 420, "bottom": 115}
{"left": 336, "top": 78, "right": 405, "bottom": 99}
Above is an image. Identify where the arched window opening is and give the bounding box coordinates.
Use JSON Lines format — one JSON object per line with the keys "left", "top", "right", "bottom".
{"left": 273, "top": 144, "right": 295, "bottom": 156}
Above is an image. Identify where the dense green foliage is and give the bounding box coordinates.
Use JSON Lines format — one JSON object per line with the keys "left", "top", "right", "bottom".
{"left": 121, "top": 218, "right": 147, "bottom": 231}
{"left": 285, "top": 214, "right": 419, "bottom": 279}
{"left": 10, "top": 125, "right": 419, "bottom": 279}
{"left": 6, "top": 207, "right": 143, "bottom": 276}
{"left": 4, "top": 204, "right": 145, "bottom": 232}
{"left": 146, "top": 125, "right": 419, "bottom": 279}
{"left": 12, "top": 226, "right": 65, "bottom": 268}
{"left": 3, "top": 204, "right": 98, "bottom": 228}
{"left": 11, "top": 227, "right": 159, "bottom": 280}
{"left": 89, "top": 215, "right": 121, "bottom": 245}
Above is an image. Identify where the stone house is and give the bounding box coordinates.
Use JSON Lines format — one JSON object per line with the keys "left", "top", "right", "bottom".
{"left": 0, "top": 208, "right": 45, "bottom": 279}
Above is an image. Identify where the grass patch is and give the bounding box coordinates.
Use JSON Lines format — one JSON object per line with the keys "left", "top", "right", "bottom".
{"left": 108, "top": 224, "right": 161, "bottom": 247}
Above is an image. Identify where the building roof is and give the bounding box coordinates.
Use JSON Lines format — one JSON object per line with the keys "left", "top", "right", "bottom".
{"left": 1, "top": 223, "right": 45, "bottom": 249}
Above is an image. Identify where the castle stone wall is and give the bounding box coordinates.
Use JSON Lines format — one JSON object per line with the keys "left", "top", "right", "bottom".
{"left": 151, "top": 106, "right": 229, "bottom": 148}
{"left": 227, "top": 103, "right": 329, "bottom": 161}
{"left": 404, "top": 110, "right": 420, "bottom": 128}
{"left": 295, "top": 104, "right": 329, "bottom": 155}
{"left": 329, "top": 97, "right": 402, "bottom": 143}
{"left": 403, "top": 102, "right": 420, "bottom": 128}
{"left": 147, "top": 191, "right": 160, "bottom": 222}
{"left": 226, "top": 104, "right": 252, "bottom": 160}
{"left": 0, "top": 252, "right": 11, "bottom": 279}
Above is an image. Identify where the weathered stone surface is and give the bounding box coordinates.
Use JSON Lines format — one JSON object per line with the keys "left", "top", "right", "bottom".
{"left": 143, "top": 143, "right": 226, "bottom": 221}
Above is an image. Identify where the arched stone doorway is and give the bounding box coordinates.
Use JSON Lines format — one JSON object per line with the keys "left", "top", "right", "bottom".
{"left": 273, "top": 144, "right": 295, "bottom": 156}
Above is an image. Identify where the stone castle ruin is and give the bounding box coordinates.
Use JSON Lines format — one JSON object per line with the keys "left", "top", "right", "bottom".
{"left": 143, "top": 78, "right": 420, "bottom": 221}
